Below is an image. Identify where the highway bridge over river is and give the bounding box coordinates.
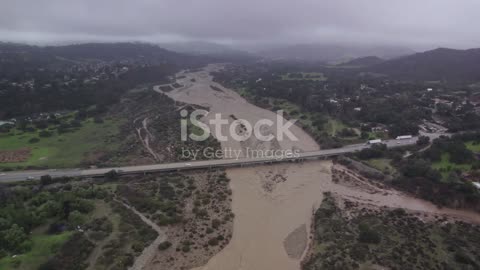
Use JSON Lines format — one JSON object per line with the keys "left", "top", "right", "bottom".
{"left": 0, "top": 134, "right": 443, "bottom": 183}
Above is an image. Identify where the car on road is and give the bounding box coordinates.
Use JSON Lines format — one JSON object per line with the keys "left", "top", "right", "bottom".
{"left": 0, "top": 173, "right": 5, "bottom": 176}
{"left": 185, "top": 163, "right": 192, "bottom": 166}
{"left": 27, "top": 176, "right": 35, "bottom": 180}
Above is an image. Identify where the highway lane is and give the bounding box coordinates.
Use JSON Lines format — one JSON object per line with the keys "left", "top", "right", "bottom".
{"left": 0, "top": 135, "right": 443, "bottom": 183}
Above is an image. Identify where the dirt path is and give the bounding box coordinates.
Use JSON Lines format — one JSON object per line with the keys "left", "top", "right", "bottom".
{"left": 134, "top": 117, "right": 161, "bottom": 161}
{"left": 119, "top": 201, "right": 167, "bottom": 270}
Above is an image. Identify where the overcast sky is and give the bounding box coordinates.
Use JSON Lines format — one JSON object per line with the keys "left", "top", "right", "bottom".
{"left": 0, "top": 0, "right": 478, "bottom": 50}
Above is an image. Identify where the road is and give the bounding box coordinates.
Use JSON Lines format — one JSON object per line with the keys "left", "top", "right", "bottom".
{"left": 0, "top": 134, "right": 445, "bottom": 183}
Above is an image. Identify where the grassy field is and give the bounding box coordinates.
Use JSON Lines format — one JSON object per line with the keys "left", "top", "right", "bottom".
{"left": 270, "top": 98, "right": 343, "bottom": 133}
{"left": 324, "top": 118, "right": 348, "bottom": 136}
{"left": 465, "top": 141, "right": 480, "bottom": 152}
{"left": 432, "top": 153, "right": 472, "bottom": 180}
{"left": 364, "top": 158, "right": 396, "bottom": 174}
{"left": 0, "top": 232, "right": 73, "bottom": 270}
{"left": 0, "top": 117, "right": 124, "bottom": 169}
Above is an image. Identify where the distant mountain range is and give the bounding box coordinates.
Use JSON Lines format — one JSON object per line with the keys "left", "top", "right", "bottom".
{"left": 0, "top": 42, "right": 200, "bottom": 63}
{"left": 368, "top": 48, "right": 480, "bottom": 82}
{"left": 0, "top": 42, "right": 217, "bottom": 82}
{"left": 1, "top": 42, "right": 479, "bottom": 83}
{"left": 257, "top": 43, "right": 414, "bottom": 63}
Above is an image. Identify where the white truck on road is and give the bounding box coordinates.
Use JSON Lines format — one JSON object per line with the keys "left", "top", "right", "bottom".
{"left": 396, "top": 135, "right": 413, "bottom": 140}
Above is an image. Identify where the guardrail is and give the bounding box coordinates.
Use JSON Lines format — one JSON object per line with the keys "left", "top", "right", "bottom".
{"left": 84, "top": 148, "right": 358, "bottom": 178}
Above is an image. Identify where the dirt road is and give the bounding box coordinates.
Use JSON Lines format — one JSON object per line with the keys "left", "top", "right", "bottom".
{"left": 121, "top": 201, "right": 167, "bottom": 270}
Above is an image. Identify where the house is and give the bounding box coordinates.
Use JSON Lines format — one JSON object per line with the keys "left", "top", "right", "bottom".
{"left": 370, "top": 124, "right": 389, "bottom": 133}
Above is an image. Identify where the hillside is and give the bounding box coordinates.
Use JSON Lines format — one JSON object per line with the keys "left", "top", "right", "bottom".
{"left": 338, "top": 56, "right": 384, "bottom": 67}
{"left": 369, "top": 48, "right": 480, "bottom": 82}
{"left": 258, "top": 44, "right": 413, "bottom": 63}
{"left": 0, "top": 42, "right": 209, "bottom": 118}
{"left": 0, "top": 42, "right": 206, "bottom": 74}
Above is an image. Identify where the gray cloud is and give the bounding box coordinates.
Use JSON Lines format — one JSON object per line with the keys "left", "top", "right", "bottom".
{"left": 0, "top": 0, "right": 479, "bottom": 49}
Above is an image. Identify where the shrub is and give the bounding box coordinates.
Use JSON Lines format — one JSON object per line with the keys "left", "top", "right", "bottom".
{"left": 454, "top": 251, "right": 475, "bottom": 265}
{"left": 358, "top": 227, "right": 381, "bottom": 244}
{"left": 40, "top": 175, "right": 53, "bottom": 186}
{"left": 158, "top": 241, "right": 172, "bottom": 251}
{"left": 104, "top": 170, "right": 119, "bottom": 180}
{"left": 212, "top": 219, "right": 221, "bottom": 229}
{"left": 93, "top": 117, "right": 104, "bottom": 124}
{"left": 39, "top": 130, "right": 52, "bottom": 137}
{"left": 208, "top": 238, "right": 219, "bottom": 246}
{"left": 29, "top": 137, "right": 40, "bottom": 143}
{"left": 181, "top": 245, "right": 191, "bottom": 252}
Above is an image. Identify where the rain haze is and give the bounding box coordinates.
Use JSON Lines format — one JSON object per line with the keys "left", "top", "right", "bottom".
{"left": 0, "top": 0, "right": 479, "bottom": 50}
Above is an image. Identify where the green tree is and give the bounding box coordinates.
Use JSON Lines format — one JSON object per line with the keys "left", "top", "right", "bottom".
{"left": 68, "top": 211, "right": 85, "bottom": 228}
{"left": 104, "top": 170, "right": 119, "bottom": 180}
{"left": 416, "top": 136, "right": 430, "bottom": 146}
{"left": 40, "top": 175, "right": 53, "bottom": 186}
{"left": 39, "top": 130, "right": 52, "bottom": 137}
{"left": 2, "top": 224, "right": 30, "bottom": 253}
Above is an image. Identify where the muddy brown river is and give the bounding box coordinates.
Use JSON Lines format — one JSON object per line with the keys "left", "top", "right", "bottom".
{"left": 152, "top": 64, "right": 480, "bottom": 270}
